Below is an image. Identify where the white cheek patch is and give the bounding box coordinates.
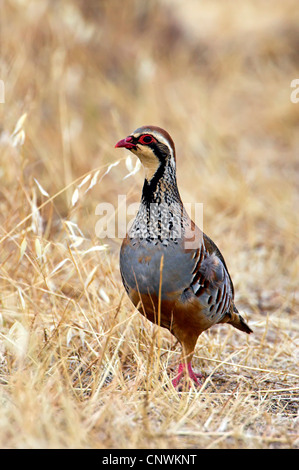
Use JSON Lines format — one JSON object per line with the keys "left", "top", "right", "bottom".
{"left": 133, "top": 145, "right": 160, "bottom": 181}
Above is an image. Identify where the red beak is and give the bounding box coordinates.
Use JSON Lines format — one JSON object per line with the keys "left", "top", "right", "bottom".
{"left": 115, "top": 136, "right": 136, "bottom": 150}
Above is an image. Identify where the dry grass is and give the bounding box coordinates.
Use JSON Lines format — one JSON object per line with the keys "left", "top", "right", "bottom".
{"left": 0, "top": 0, "right": 298, "bottom": 449}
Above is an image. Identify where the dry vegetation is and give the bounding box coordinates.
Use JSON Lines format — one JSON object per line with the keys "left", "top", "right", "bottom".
{"left": 0, "top": 0, "right": 298, "bottom": 449}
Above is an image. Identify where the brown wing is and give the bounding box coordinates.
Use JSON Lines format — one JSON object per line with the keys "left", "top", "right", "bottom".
{"left": 203, "top": 233, "right": 235, "bottom": 297}
{"left": 200, "top": 233, "right": 252, "bottom": 334}
{"left": 188, "top": 241, "right": 233, "bottom": 325}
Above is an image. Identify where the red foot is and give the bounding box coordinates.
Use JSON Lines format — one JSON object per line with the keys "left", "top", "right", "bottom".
{"left": 172, "top": 362, "right": 203, "bottom": 388}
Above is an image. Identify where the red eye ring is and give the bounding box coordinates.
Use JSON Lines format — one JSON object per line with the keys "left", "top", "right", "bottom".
{"left": 138, "top": 134, "right": 155, "bottom": 145}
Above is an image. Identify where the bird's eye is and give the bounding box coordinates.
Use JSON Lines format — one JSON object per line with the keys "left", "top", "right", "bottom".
{"left": 138, "top": 134, "right": 155, "bottom": 145}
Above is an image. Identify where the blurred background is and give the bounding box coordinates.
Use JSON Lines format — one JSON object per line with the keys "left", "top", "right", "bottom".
{"left": 0, "top": 0, "right": 298, "bottom": 448}
{"left": 1, "top": 0, "right": 298, "bottom": 311}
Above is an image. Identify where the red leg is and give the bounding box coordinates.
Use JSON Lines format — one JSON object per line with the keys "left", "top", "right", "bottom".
{"left": 187, "top": 362, "right": 203, "bottom": 385}
{"left": 172, "top": 361, "right": 203, "bottom": 388}
{"left": 172, "top": 362, "right": 184, "bottom": 388}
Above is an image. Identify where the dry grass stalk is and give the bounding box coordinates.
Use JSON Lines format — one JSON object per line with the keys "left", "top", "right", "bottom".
{"left": 0, "top": 0, "right": 298, "bottom": 449}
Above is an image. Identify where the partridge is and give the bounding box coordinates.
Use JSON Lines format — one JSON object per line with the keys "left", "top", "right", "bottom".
{"left": 115, "top": 126, "right": 252, "bottom": 388}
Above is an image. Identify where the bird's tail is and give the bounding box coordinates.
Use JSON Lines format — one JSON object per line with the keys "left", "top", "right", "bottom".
{"left": 220, "top": 304, "right": 253, "bottom": 334}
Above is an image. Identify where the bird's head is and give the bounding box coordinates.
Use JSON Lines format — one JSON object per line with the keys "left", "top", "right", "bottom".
{"left": 115, "top": 125, "right": 176, "bottom": 182}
